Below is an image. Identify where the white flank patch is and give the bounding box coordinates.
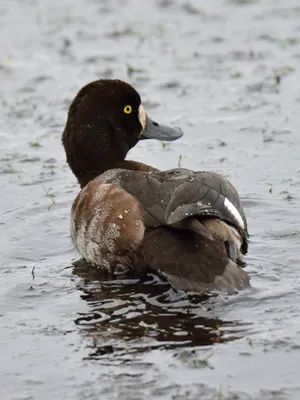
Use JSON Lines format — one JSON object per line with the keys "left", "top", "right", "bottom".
{"left": 224, "top": 197, "right": 245, "bottom": 230}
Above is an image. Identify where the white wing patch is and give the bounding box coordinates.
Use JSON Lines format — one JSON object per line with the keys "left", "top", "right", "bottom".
{"left": 224, "top": 197, "right": 245, "bottom": 230}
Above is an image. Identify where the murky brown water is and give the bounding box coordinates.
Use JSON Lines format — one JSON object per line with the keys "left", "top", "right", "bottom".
{"left": 1, "top": 0, "right": 300, "bottom": 398}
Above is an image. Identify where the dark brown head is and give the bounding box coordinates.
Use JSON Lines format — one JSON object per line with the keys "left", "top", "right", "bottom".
{"left": 62, "top": 79, "right": 183, "bottom": 187}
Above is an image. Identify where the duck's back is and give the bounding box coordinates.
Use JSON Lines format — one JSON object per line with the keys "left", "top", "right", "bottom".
{"left": 98, "top": 168, "right": 247, "bottom": 243}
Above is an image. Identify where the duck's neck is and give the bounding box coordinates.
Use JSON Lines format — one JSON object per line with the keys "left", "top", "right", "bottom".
{"left": 77, "top": 160, "right": 158, "bottom": 188}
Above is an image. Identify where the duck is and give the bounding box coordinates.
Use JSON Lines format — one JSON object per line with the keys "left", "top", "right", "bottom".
{"left": 62, "top": 79, "right": 250, "bottom": 294}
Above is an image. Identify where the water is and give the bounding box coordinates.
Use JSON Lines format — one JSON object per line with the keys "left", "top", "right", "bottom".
{"left": 1, "top": 0, "right": 300, "bottom": 398}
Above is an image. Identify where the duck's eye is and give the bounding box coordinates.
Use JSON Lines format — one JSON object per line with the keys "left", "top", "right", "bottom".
{"left": 123, "top": 105, "right": 132, "bottom": 114}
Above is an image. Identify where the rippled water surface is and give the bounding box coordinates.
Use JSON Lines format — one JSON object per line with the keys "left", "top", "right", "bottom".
{"left": 1, "top": 0, "right": 300, "bottom": 399}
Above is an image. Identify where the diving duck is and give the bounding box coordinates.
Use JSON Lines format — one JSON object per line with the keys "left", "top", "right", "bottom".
{"left": 62, "top": 79, "right": 249, "bottom": 294}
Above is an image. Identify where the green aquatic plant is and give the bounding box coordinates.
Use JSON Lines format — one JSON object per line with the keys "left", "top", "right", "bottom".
{"left": 29, "top": 141, "right": 42, "bottom": 148}
{"left": 217, "top": 385, "right": 223, "bottom": 400}
{"left": 43, "top": 186, "right": 56, "bottom": 210}
{"left": 177, "top": 154, "right": 182, "bottom": 168}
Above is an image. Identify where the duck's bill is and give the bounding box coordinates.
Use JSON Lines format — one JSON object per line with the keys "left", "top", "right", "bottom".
{"left": 140, "top": 115, "right": 183, "bottom": 141}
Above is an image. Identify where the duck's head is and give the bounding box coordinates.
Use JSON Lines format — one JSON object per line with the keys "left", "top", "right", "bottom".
{"left": 62, "top": 79, "right": 183, "bottom": 187}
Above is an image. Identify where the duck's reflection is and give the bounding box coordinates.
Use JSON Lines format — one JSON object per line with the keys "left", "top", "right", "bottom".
{"left": 72, "top": 259, "right": 250, "bottom": 361}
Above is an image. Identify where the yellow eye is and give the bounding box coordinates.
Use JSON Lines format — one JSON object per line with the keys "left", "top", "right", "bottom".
{"left": 123, "top": 105, "right": 132, "bottom": 114}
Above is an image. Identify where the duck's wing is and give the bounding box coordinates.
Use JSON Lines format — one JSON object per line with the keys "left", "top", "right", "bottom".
{"left": 164, "top": 171, "right": 247, "bottom": 229}
{"left": 162, "top": 170, "right": 248, "bottom": 255}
